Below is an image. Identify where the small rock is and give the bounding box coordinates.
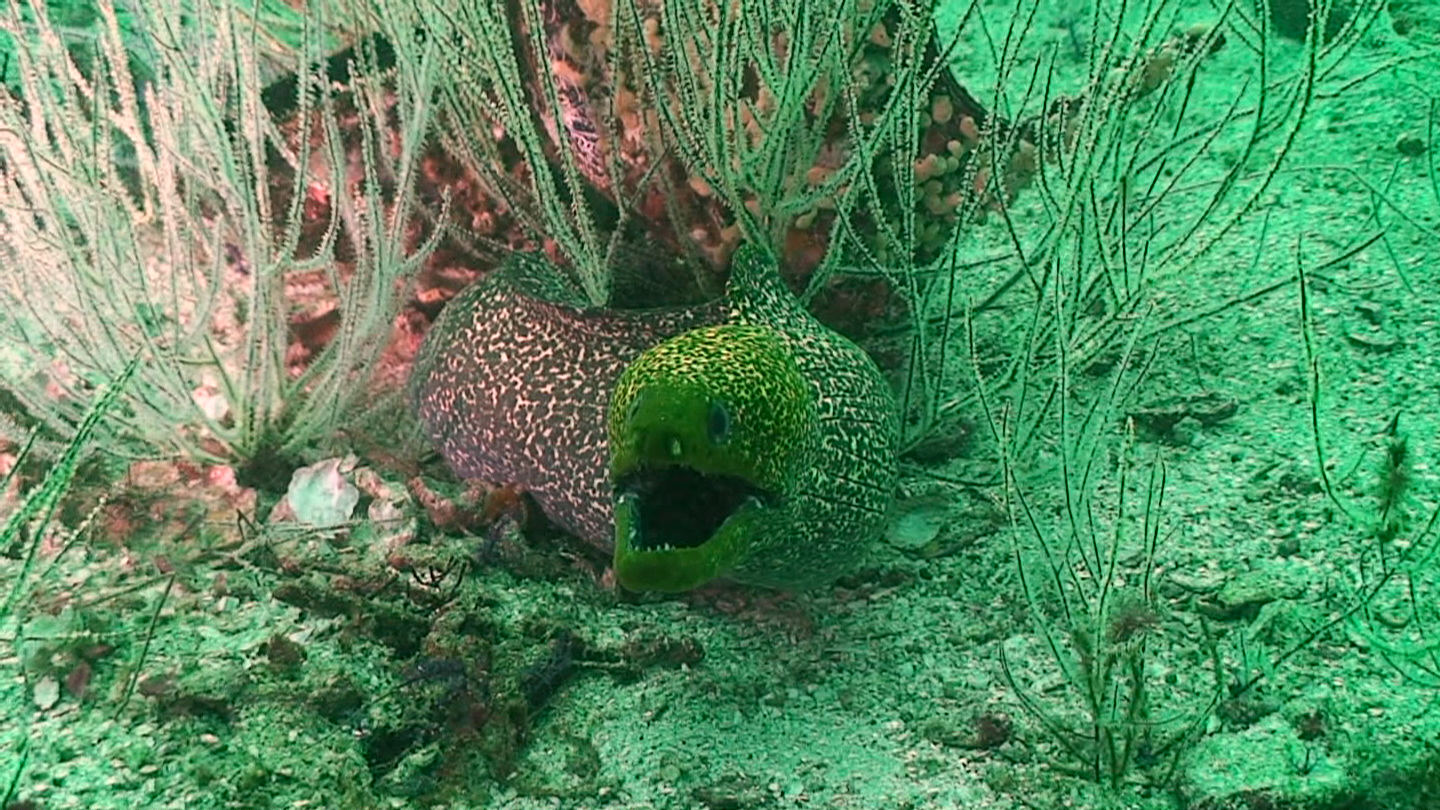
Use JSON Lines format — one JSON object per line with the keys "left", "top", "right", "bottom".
{"left": 33, "top": 675, "right": 60, "bottom": 710}
{"left": 1395, "top": 132, "right": 1428, "bottom": 157}
{"left": 285, "top": 456, "right": 361, "bottom": 527}
{"left": 1345, "top": 329, "right": 1400, "bottom": 353}
{"left": 1168, "top": 569, "right": 1226, "bottom": 594}
{"left": 886, "top": 495, "right": 951, "bottom": 550}
{"left": 1204, "top": 564, "right": 1308, "bottom": 620}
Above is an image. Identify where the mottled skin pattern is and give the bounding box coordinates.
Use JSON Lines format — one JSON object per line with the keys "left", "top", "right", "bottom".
{"left": 409, "top": 253, "right": 723, "bottom": 543}
{"left": 411, "top": 246, "right": 898, "bottom": 590}
{"left": 705, "top": 245, "right": 898, "bottom": 588}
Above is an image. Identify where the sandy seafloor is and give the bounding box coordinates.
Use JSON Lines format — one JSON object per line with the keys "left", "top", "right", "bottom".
{"left": 3, "top": 1, "right": 1440, "bottom": 809}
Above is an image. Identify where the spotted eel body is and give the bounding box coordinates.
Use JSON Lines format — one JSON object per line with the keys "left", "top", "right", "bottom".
{"left": 409, "top": 254, "right": 723, "bottom": 544}
{"left": 410, "top": 247, "right": 898, "bottom": 591}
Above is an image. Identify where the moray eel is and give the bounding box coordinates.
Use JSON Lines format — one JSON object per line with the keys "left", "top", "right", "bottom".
{"left": 410, "top": 245, "right": 898, "bottom": 591}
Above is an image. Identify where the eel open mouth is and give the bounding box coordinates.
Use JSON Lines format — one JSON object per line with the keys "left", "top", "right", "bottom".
{"left": 615, "top": 465, "right": 770, "bottom": 551}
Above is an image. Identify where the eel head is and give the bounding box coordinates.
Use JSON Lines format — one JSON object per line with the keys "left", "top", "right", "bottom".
{"left": 607, "top": 323, "right": 814, "bottom": 591}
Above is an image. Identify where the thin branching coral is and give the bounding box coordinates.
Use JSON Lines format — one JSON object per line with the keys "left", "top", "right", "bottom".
{"left": 0, "top": 0, "right": 437, "bottom": 464}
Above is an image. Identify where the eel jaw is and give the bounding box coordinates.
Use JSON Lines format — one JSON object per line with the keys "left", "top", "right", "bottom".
{"left": 612, "top": 465, "right": 774, "bottom": 592}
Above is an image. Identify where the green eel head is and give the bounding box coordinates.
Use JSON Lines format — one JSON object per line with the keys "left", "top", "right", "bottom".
{"left": 607, "top": 323, "right": 815, "bottom": 591}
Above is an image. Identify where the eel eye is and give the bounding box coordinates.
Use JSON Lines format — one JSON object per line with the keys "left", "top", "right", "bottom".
{"left": 706, "top": 400, "right": 731, "bottom": 445}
